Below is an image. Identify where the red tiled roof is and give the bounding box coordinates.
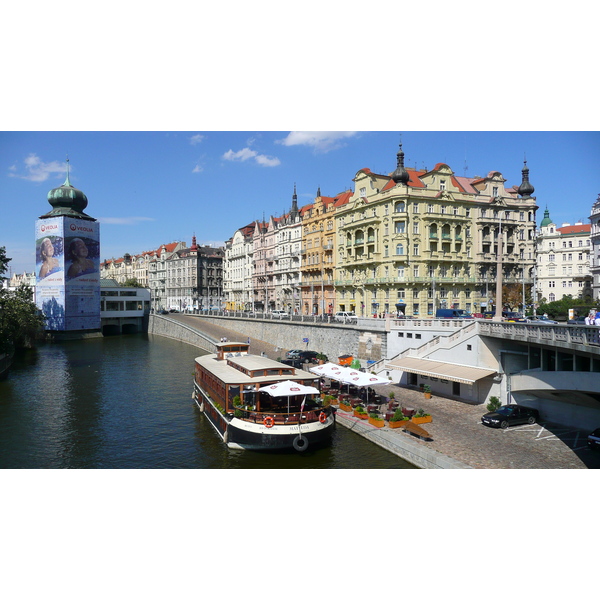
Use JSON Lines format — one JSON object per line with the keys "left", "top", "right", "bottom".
{"left": 558, "top": 224, "right": 591, "bottom": 235}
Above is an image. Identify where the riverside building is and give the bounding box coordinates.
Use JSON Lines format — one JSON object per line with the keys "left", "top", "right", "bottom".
{"left": 334, "top": 145, "right": 539, "bottom": 317}
{"left": 590, "top": 194, "right": 600, "bottom": 302}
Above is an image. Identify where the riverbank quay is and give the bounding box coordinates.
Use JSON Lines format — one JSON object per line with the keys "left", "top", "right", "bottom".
{"left": 154, "top": 315, "right": 600, "bottom": 469}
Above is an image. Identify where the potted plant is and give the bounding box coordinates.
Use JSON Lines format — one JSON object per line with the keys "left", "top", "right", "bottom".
{"left": 368, "top": 412, "right": 385, "bottom": 428}
{"left": 423, "top": 385, "right": 432, "bottom": 399}
{"left": 316, "top": 352, "right": 329, "bottom": 364}
{"left": 353, "top": 405, "right": 368, "bottom": 420}
{"left": 339, "top": 397, "right": 352, "bottom": 412}
{"left": 233, "top": 395, "right": 242, "bottom": 407}
{"left": 389, "top": 408, "right": 409, "bottom": 429}
{"left": 412, "top": 408, "right": 432, "bottom": 425}
{"left": 234, "top": 408, "right": 244, "bottom": 418}
{"left": 486, "top": 395, "right": 501, "bottom": 412}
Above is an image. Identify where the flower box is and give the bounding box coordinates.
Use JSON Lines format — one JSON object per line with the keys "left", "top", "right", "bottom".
{"left": 354, "top": 410, "right": 368, "bottom": 419}
{"left": 368, "top": 416, "right": 385, "bottom": 428}
{"left": 339, "top": 403, "right": 353, "bottom": 412}
{"left": 388, "top": 419, "right": 408, "bottom": 429}
{"left": 412, "top": 415, "right": 432, "bottom": 425}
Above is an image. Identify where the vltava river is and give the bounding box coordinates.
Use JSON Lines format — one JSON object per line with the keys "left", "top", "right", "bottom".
{"left": 0, "top": 334, "right": 415, "bottom": 468}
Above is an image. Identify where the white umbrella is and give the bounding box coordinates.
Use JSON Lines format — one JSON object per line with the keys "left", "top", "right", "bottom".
{"left": 262, "top": 381, "right": 320, "bottom": 397}
{"left": 308, "top": 362, "right": 347, "bottom": 381}
{"left": 337, "top": 368, "right": 390, "bottom": 403}
{"left": 261, "top": 380, "right": 320, "bottom": 414}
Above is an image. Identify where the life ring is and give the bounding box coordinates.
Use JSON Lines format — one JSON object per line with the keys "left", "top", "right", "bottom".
{"left": 319, "top": 412, "right": 327, "bottom": 424}
{"left": 293, "top": 435, "right": 309, "bottom": 452}
{"left": 263, "top": 416, "right": 274, "bottom": 428}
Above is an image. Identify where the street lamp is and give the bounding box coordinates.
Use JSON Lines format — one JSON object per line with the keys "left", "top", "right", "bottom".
{"left": 493, "top": 211, "right": 503, "bottom": 321}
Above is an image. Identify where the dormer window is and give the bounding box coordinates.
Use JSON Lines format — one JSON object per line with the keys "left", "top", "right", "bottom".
{"left": 492, "top": 186, "right": 499, "bottom": 197}
{"left": 360, "top": 187, "right": 367, "bottom": 197}
{"left": 440, "top": 179, "right": 446, "bottom": 191}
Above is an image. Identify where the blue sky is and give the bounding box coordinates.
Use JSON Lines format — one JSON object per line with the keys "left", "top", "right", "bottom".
{"left": 1, "top": 130, "right": 599, "bottom": 274}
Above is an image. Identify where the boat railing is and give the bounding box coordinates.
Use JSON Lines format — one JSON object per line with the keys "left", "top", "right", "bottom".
{"left": 234, "top": 405, "right": 333, "bottom": 425}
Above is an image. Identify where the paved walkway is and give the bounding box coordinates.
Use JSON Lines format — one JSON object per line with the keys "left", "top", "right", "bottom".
{"left": 165, "top": 314, "right": 600, "bottom": 469}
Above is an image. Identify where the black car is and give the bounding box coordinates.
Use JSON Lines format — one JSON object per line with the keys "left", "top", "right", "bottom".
{"left": 296, "top": 351, "right": 319, "bottom": 363}
{"left": 568, "top": 316, "right": 587, "bottom": 325}
{"left": 481, "top": 405, "right": 540, "bottom": 429}
{"left": 587, "top": 428, "right": 600, "bottom": 450}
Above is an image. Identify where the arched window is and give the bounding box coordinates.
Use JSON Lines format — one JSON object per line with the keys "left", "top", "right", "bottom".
{"left": 395, "top": 201, "right": 405, "bottom": 213}
{"left": 396, "top": 243, "right": 404, "bottom": 255}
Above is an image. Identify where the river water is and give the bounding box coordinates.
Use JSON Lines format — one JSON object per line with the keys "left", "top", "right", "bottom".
{"left": 0, "top": 334, "right": 414, "bottom": 469}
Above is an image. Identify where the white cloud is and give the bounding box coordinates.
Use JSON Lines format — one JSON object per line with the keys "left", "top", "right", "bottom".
{"left": 192, "top": 164, "right": 204, "bottom": 173}
{"left": 277, "top": 131, "right": 359, "bottom": 153}
{"left": 222, "top": 147, "right": 280, "bottom": 167}
{"left": 97, "top": 217, "right": 156, "bottom": 225}
{"left": 8, "top": 153, "right": 65, "bottom": 182}
{"left": 190, "top": 134, "right": 205, "bottom": 145}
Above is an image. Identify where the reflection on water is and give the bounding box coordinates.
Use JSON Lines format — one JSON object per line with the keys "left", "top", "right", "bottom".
{"left": 0, "top": 334, "right": 415, "bottom": 469}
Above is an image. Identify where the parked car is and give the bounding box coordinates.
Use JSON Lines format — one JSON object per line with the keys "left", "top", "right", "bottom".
{"left": 568, "top": 316, "right": 588, "bottom": 325}
{"left": 271, "top": 310, "right": 289, "bottom": 317}
{"left": 285, "top": 349, "right": 319, "bottom": 363}
{"left": 335, "top": 311, "right": 357, "bottom": 322}
{"left": 286, "top": 349, "right": 303, "bottom": 359}
{"left": 587, "top": 428, "right": 600, "bottom": 450}
{"left": 502, "top": 311, "right": 526, "bottom": 322}
{"left": 525, "top": 315, "right": 558, "bottom": 324}
{"left": 481, "top": 404, "right": 540, "bottom": 429}
{"left": 435, "top": 308, "right": 473, "bottom": 319}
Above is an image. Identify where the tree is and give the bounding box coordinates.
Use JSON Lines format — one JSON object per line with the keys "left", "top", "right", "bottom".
{"left": 0, "top": 248, "right": 46, "bottom": 353}
{"left": 122, "top": 277, "right": 145, "bottom": 288}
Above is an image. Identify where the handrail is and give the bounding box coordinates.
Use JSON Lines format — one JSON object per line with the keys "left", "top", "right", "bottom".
{"left": 235, "top": 405, "right": 333, "bottom": 425}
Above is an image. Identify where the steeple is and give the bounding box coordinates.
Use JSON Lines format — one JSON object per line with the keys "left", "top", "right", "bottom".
{"left": 290, "top": 183, "right": 298, "bottom": 220}
{"left": 391, "top": 141, "right": 410, "bottom": 185}
{"left": 317, "top": 186, "right": 321, "bottom": 197}
{"left": 540, "top": 206, "right": 553, "bottom": 228}
{"left": 517, "top": 158, "right": 535, "bottom": 198}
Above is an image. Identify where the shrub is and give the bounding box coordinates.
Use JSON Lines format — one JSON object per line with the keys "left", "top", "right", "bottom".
{"left": 390, "top": 408, "right": 407, "bottom": 422}
{"left": 423, "top": 385, "right": 431, "bottom": 393}
{"left": 486, "top": 395, "right": 502, "bottom": 412}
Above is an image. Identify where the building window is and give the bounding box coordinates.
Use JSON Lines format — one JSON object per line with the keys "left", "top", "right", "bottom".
{"left": 413, "top": 244, "right": 419, "bottom": 256}
{"left": 396, "top": 244, "right": 404, "bottom": 255}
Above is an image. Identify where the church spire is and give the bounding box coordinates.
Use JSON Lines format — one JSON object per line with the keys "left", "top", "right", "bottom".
{"left": 517, "top": 157, "right": 535, "bottom": 198}
{"left": 391, "top": 140, "right": 410, "bottom": 185}
{"left": 290, "top": 183, "right": 298, "bottom": 220}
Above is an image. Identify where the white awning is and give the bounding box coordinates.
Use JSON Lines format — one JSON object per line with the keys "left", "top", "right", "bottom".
{"left": 386, "top": 356, "right": 497, "bottom": 385}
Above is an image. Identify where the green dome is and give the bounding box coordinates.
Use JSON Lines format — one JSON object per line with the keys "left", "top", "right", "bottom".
{"left": 539, "top": 208, "right": 553, "bottom": 227}
{"left": 40, "top": 165, "right": 94, "bottom": 220}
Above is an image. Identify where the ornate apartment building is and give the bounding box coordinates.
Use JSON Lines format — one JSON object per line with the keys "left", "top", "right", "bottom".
{"left": 300, "top": 187, "right": 351, "bottom": 315}
{"left": 223, "top": 223, "right": 255, "bottom": 310}
{"left": 536, "top": 209, "right": 593, "bottom": 303}
{"left": 164, "top": 238, "right": 224, "bottom": 311}
{"left": 590, "top": 194, "right": 600, "bottom": 302}
{"left": 334, "top": 145, "right": 539, "bottom": 317}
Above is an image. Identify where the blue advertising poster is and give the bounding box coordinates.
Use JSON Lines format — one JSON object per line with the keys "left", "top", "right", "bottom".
{"left": 35, "top": 217, "right": 101, "bottom": 331}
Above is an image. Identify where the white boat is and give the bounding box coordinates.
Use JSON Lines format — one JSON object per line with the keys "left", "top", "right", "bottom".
{"left": 193, "top": 342, "right": 335, "bottom": 452}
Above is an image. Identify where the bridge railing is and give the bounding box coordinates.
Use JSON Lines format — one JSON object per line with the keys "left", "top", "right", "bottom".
{"left": 478, "top": 321, "right": 600, "bottom": 347}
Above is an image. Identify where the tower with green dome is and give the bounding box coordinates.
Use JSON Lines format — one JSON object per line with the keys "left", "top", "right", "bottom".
{"left": 35, "top": 160, "right": 101, "bottom": 332}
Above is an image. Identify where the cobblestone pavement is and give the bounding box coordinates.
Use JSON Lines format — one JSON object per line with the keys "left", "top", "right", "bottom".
{"left": 166, "top": 314, "right": 600, "bottom": 469}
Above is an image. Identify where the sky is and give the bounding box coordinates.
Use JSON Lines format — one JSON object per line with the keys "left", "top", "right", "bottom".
{"left": 1, "top": 131, "right": 598, "bottom": 275}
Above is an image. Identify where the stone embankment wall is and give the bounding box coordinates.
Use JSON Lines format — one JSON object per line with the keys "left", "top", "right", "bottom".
{"left": 148, "top": 315, "right": 218, "bottom": 353}
{"left": 185, "top": 315, "right": 386, "bottom": 362}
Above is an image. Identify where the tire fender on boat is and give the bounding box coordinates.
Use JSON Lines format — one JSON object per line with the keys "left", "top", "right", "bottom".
{"left": 293, "top": 435, "right": 309, "bottom": 452}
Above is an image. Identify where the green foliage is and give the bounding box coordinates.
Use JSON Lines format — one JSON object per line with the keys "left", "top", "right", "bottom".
{"left": 0, "top": 283, "right": 46, "bottom": 353}
{"left": 423, "top": 385, "right": 431, "bottom": 394}
{"left": 234, "top": 409, "right": 243, "bottom": 418}
{"left": 415, "top": 408, "right": 430, "bottom": 417}
{"left": 350, "top": 358, "right": 361, "bottom": 370}
{"left": 390, "top": 408, "right": 408, "bottom": 422}
{"left": 121, "top": 278, "right": 145, "bottom": 288}
{"left": 486, "top": 395, "right": 502, "bottom": 412}
{"left": 355, "top": 405, "right": 366, "bottom": 414}
{"left": 0, "top": 246, "right": 11, "bottom": 281}
{"left": 536, "top": 295, "right": 599, "bottom": 320}
{"left": 316, "top": 352, "right": 329, "bottom": 362}
{"left": 388, "top": 391, "right": 395, "bottom": 400}
{"left": 369, "top": 412, "right": 383, "bottom": 420}
{"left": 232, "top": 395, "right": 241, "bottom": 407}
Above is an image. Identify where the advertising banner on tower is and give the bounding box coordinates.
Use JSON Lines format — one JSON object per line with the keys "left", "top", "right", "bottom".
{"left": 35, "top": 217, "right": 66, "bottom": 330}
{"left": 35, "top": 216, "right": 101, "bottom": 331}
